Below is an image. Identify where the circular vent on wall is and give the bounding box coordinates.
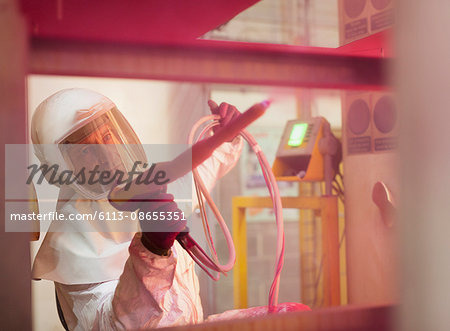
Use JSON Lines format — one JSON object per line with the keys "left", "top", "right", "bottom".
{"left": 373, "top": 96, "right": 396, "bottom": 134}
{"left": 344, "top": 0, "right": 367, "bottom": 18}
{"left": 348, "top": 99, "right": 371, "bottom": 135}
{"left": 371, "top": 0, "right": 391, "bottom": 10}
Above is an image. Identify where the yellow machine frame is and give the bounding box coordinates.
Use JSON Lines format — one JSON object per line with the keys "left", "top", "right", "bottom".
{"left": 232, "top": 195, "right": 340, "bottom": 309}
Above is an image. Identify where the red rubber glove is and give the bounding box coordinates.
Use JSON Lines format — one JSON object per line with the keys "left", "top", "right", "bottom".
{"left": 207, "top": 100, "right": 241, "bottom": 139}
{"left": 138, "top": 189, "right": 188, "bottom": 256}
{"left": 109, "top": 185, "right": 187, "bottom": 256}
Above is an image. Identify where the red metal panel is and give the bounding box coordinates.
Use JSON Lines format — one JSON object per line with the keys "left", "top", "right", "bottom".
{"left": 337, "top": 30, "right": 394, "bottom": 58}
{"left": 29, "top": 38, "right": 389, "bottom": 90}
{"left": 20, "top": 0, "right": 260, "bottom": 44}
{"left": 0, "top": 0, "right": 32, "bottom": 329}
{"left": 161, "top": 305, "right": 394, "bottom": 331}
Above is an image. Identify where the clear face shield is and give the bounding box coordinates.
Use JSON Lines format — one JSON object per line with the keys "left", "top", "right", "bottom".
{"left": 58, "top": 107, "right": 147, "bottom": 199}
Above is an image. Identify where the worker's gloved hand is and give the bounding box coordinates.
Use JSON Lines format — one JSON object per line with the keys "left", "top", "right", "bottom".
{"left": 139, "top": 188, "right": 188, "bottom": 256}
{"left": 109, "top": 185, "right": 188, "bottom": 256}
{"left": 207, "top": 100, "right": 241, "bottom": 139}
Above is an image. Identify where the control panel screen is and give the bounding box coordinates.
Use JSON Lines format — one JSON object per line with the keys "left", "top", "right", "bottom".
{"left": 287, "top": 123, "right": 308, "bottom": 147}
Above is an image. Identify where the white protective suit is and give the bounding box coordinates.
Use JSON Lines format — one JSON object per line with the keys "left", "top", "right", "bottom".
{"left": 31, "top": 88, "right": 243, "bottom": 330}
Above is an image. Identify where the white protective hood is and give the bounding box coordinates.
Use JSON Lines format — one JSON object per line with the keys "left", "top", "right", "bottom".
{"left": 31, "top": 88, "right": 143, "bottom": 284}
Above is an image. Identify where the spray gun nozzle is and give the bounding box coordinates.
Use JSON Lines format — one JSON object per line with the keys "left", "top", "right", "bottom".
{"left": 261, "top": 99, "right": 272, "bottom": 108}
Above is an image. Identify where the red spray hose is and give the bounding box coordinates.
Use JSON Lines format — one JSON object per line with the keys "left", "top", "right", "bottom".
{"left": 188, "top": 112, "right": 285, "bottom": 312}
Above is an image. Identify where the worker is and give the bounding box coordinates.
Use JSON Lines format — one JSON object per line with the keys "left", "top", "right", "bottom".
{"left": 30, "top": 88, "right": 244, "bottom": 330}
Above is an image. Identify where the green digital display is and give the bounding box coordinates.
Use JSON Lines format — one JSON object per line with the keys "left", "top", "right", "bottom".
{"left": 287, "top": 123, "right": 308, "bottom": 147}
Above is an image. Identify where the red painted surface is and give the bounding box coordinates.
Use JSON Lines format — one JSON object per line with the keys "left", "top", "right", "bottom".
{"left": 20, "top": 0, "right": 260, "bottom": 44}
{"left": 22, "top": 0, "right": 391, "bottom": 89}
{"left": 30, "top": 37, "right": 388, "bottom": 90}
{"left": 162, "top": 305, "right": 394, "bottom": 331}
{"left": 337, "top": 29, "right": 393, "bottom": 57}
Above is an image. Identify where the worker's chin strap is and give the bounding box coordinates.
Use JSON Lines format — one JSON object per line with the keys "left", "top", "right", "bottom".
{"left": 176, "top": 232, "right": 225, "bottom": 281}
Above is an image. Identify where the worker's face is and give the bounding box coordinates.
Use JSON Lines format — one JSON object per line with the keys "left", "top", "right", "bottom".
{"left": 66, "top": 122, "right": 127, "bottom": 179}
{"left": 77, "top": 121, "right": 121, "bottom": 145}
